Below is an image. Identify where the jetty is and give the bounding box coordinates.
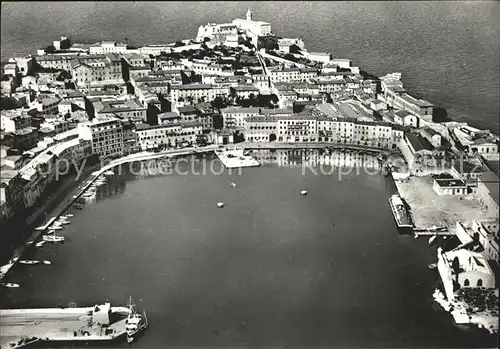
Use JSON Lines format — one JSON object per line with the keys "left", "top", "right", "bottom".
{"left": 0, "top": 302, "right": 131, "bottom": 348}
{"left": 215, "top": 146, "right": 260, "bottom": 169}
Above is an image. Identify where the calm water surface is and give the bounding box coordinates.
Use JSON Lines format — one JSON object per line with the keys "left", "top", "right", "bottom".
{"left": 1, "top": 1, "right": 499, "bottom": 132}
{"left": 1, "top": 151, "right": 497, "bottom": 348}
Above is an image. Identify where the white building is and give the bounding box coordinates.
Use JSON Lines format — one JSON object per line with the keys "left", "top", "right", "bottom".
{"left": 437, "top": 247, "right": 495, "bottom": 301}
{"left": 135, "top": 122, "right": 203, "bottom": 150}
{"left": 89, "top": 41, "right": 128, "bottom": 55}
{"left": 221, "top": 107, "right": 260, "bottom": 129}
{"left": 77, "top": 117, "right": 124, "bottom": 157}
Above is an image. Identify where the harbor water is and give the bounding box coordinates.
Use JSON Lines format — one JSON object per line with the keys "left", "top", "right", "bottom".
{"left": 1, "top": 151, "right": 497, "bottom": 348}
{"left": 1, "top": 1, "right": 499, "bottom": 132}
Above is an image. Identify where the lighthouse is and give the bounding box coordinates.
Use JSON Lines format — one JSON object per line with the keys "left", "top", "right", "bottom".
{"left": 246, "top": 9, "right": 252, "bottom": 21}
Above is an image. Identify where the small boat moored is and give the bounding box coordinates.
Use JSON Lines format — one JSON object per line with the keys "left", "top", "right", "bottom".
{"left": 1, "top": 282, "right": 20, "bottom": 288}
{"left": 42, "top": 260, "right": 52, "bottom": 265}
{"left": 300, "top": 190, "right": 308, "bottom": 196}
{"left": 19, "top": 260, "right": 40, "bottom": 265}
{"left": 217, "top": 202, "right": 224, "bottom": 208}
{"left": 230, "top": 182, "right": 237, "bottom": 188}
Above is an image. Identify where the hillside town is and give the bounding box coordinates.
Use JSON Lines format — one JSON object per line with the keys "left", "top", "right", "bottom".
{"left": 1, "top": 9, "right": 499, "bottom": 335}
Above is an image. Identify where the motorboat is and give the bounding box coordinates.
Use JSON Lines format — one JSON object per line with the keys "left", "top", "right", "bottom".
{"left": 64, "top": 213, "right": 74, "bottom": 217}
{"left": 0, "top": 282, "right": 20, "bottom": 288}
{"left": 35, "top": 241, "right": 46, "bottom": 247}
{"left": 49, "top": 225, "right": 63, "bottom": 230}
{"left": 19, "top": 260, "right": 40, "bottom": 265}
{"left": 56, "top": 219, "right": 70, "bottom": 225}
{"left": 428, "top": 263, "right": 437, "bottom": 270}
{"left": 230, "top": 182, "right": 237, "bottom": 188}
{"left": 42, "top": 260, "right": 51, "bottom": 265}
{"left": 43, "top": 235, "right": 65, "bottom": 243}
{"left": 125, "top": 297, "right": 148, "bottom": 343}
{"left": 217, "top": 202, "right": 224, "bottom": 208}
{"left": 300, "top": 190, "right": 308, "bottom": 195}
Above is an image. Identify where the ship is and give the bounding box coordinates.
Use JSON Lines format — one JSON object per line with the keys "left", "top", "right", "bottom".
{"left": 125, "top": 297, "right": 148, "bottom": 343}
{"left": 389, "top": 194, "right": 413, "bottom": 230}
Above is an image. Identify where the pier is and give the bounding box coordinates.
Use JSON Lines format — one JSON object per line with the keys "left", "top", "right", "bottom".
{"left": 0, "top": 303, "right": 131, "bottom": 348}
{"left": 214, "top": 147, "right": 260, "bottom": 169}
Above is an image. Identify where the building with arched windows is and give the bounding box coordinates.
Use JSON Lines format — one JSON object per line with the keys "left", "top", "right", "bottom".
{"left": 437, "top": 247, "right": 495, "bottom": 301}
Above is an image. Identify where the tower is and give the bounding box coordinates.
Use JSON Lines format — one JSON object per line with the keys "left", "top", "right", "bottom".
{"left": 246, "top": 9, "right": 252, "bottom": 21}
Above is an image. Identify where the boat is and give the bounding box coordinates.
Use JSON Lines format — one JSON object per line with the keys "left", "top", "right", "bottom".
{"left": 125, "top": 297, "right": 148, "bottom": 343}
{"left": 56, "top": 219, "right": 70, "bottom": 225}
{"left": 19, "top": 260, "right": 40, "bottom": 265}
{"left": 217, "top": 202, "right": 224, "bottom": 208}
{"left": 389, "top": 194, "right": 413, "bottom": 230}
{"left": 0, "top": 282, "right": 20, "bottom": 288}
{"left": 230, "top": 182, "right": 237, "bottom": 188}
{"left": 48, "top": 225, "right": 63, "bottom": 230}
{"left": 42, "top": 260, "right": 51, "bottom": 265}
{"left": 43, "top": 235, "right": 65, "bottom": 243}
{"left": 63, "top": 213, "right": 74, "bottom": 218}
{"left": 104, "top": 170, "right": 115, "bottom": 176}
{"left": 73, "top": 203, "right": 84, "bottom": 209}
{"left": 428, "top": 235, "right": 437, "bottom": 246}
{"left": 301, "top": 190, "right": 308, "bottom": 195}
{"left": 35, "top": 241, "right": 45, "bottom": 247}
{"left": 428, "top": 263, "right": 437, "bottom": 270}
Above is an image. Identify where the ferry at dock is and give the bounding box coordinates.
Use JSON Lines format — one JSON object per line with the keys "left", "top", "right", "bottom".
{"left": 125, "top": 297, "right": 148, "bottom": 343}
{"left": 389, "top": 194, "right": 413, "bottom": 231}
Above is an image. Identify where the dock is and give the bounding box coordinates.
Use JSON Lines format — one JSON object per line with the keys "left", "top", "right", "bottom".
{"left": 215, "top": 147, "right": 260, "bottom": 169}
{"left": 393, "top": 176, "right": 487, "bottom": 231}
{"left": 0, "top": 303, "right": 131, "bottom": 348}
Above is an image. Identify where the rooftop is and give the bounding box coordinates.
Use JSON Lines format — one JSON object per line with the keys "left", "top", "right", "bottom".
{"left": 406, "top": 132, "right": 434, "bottom": 152}
{"left": 221, "top": 107, "right": 260, "bottom": 114}
{"left": 434, "top": 179, "right": 467, "bottom": 188}
{"left": 444, "top": 249, "right": 494, "bottom": 275}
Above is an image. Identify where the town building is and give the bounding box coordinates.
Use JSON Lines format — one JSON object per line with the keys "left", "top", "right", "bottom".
{"left": 221, "top": 107, "right": 260, "bottom": 129}
{"left": 70, "top": 54, "right": 123, "bottom": 87}
{"left": 134, "top": 122, "right": 203, "bottom": 150}
{"left": 245, "top": 116, "right": 278, "bottom": 142}
{"left": 93, "top": 99, "right": 147, "bottom": 122}
{"left": 433, "top": 178, "right": 467, "bottom": 196}
{"left": 170, "top": 84, "right": 230, "bottom": 105}
{"left": 77, "top": 117, "right": 124, "bottom": 157}
{"left": 89, "top": 41, "right": 128, "bottom": 55}
{"left": 474, "top": 171, "right": 499, "bottom": 219}
{"left": 437, "top": 247, "right": 495, "bottom": 301}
